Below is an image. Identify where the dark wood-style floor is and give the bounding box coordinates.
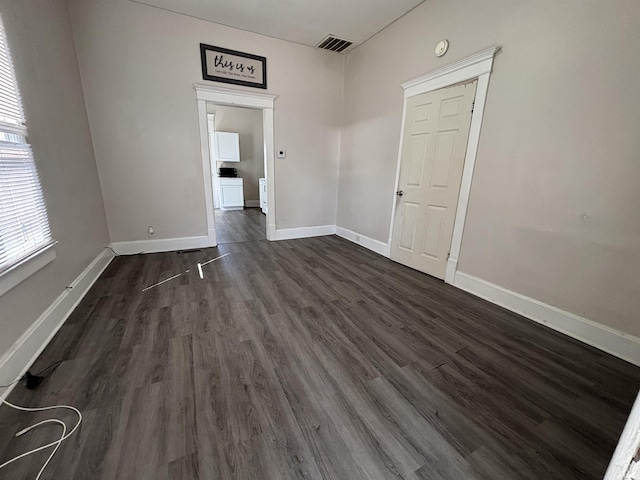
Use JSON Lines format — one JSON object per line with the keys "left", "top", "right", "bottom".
{"left": 214, "top": 208, "right": 265, "bottom": 244}
{"left": 1, "top": 235, "right": 639, "bottom": 479}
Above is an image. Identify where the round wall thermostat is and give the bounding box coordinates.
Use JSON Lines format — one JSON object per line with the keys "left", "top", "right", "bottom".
{"left": 435, "top": 39, "right": 449, "bottom": 57}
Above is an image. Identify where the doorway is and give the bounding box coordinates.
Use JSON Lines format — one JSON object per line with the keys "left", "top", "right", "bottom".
{"left": 388, "top": 46, "right": 500, "bottom": 284}
{"left": 207, "top": 105, "right": 266, "bottom": 244}
{"left": 195, "top": 85, "right": 277, "bottom": 246}
{"left": 390, "top": 80, "right": 477, "bottom": 279}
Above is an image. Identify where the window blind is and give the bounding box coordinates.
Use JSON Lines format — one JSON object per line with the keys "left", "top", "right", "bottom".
{"left": 0, "top": 21, "right": 52, "bottom": 275}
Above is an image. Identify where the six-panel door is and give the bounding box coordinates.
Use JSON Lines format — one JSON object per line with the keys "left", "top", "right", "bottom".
{"left": 390, "top": 80, "right": 477, "bottom": 279}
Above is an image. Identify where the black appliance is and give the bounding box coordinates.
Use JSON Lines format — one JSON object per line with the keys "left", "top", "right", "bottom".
{"left": 218, "top": 167, "right": 238, "bottom": 178}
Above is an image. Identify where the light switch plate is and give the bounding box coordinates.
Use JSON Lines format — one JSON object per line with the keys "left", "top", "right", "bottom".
{"left": 277, "top": 150, "right": 286, "bottom": 159}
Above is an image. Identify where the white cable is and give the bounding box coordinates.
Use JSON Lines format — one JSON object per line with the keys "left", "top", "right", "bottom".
{"left": 16, "top": 418, "right": 66, "bottom": 480}
{"left": 141, "top": 253, "right": 230, "bottom": 291}
{"left": 200, "top": 252, "right": 230, "bottom": 267}
{"left": 141, "top": 272, "right": 183, "bottom": 291}
{"left": 0, "top": 396, "right": 82, "bottom": 479}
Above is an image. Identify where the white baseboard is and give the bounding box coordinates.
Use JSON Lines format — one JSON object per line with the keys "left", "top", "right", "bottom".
{"left": 453, "top": 271, "right": 640, "bottom": 367}
{"left": 0, "top": 249, "right": 115, "bottom": 400}
{"left": 245, "top": 200, "right": 260, "bottom": 208}
{"left": 274, "top": 225, "right": 336, "bottom": 241}
{"left": 336, "top": 226, "right": 390, "bottom": 257}
{"left": 110, "top": 235, "right": 215, "bottom": 255}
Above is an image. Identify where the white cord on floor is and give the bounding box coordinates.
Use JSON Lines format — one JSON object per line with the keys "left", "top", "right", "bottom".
{"left": 0, "top": 396, "right": 82, "bottom": 480}
{"left": 17, "top": 418, "right": 66, "bottom": 480}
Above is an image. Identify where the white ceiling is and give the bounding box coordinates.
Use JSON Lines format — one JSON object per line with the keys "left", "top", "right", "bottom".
{"left": 131, "top": 0, "right": 425, "bottom": 51}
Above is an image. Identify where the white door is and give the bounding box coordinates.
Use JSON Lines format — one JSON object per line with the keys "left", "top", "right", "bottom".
{"left": 390, "top": 80, "right": 477, "bottom": 279}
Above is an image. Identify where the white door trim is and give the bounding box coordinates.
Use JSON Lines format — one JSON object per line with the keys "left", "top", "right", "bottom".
{"left": 194, "top": 84, "right": 277, "bottom": 242}
{"left": 388, "top": 46, "right": 500, "bottom": 285}
{"left": 604, "top": 390, "right": 640, "bottom": 479}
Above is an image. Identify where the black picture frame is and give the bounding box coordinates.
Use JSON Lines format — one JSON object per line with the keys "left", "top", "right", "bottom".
{"left": 200, "top": 44, "right": 267, "bottom": 90}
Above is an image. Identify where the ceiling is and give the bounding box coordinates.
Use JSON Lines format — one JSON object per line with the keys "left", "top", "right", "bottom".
{"left": 131, "top": 0, "right": 425, "bottom": 51}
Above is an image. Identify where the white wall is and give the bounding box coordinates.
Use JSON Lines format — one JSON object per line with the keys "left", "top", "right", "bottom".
{"left": 337, "top": 0, "right": 640, "bottom": 337}
{"left": 209, "top": 105, "right": 264, "bottom": 204}
{"left": 67, "top": 0, "right": 344, "bottom": 241}
{"left": 0, "top": 0, "right": 109, "bottom": 356}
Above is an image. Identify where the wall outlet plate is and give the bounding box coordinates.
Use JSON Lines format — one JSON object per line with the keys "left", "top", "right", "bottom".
{"left": 277, "top": 150, "right": 286, "bottom": 159}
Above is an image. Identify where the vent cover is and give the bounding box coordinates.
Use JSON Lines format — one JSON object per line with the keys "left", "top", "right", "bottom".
{"left": 316, "top": 35, "right": 354, "bottom": 53}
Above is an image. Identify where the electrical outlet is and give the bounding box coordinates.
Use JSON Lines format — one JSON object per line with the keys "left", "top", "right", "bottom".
{"left": 148, "top": 226, "right": 155, "bottom": 237}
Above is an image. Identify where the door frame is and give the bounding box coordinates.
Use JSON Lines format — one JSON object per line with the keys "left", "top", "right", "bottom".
{"left": 194, "top": 84, "right": 277, "bottom": 243}
{"left": 388, "top": 46, "right": 500, "bottom": 284}
{"left": 604, "top": 390, "right": 640, "bottom": 479}
{"left": 206, "top": 113, "right": 220, "bottom": 209}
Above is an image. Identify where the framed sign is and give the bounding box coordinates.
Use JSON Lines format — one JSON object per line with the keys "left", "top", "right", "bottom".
{"left": 200, "top": 44, "right": 267, "bottom": 89}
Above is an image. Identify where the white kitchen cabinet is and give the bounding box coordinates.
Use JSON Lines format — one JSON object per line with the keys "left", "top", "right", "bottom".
{"left": 259, "top": 177, "right": 267, "bottom": 214}
{"left": 214, "top": 132, "right": 240, "bottom": 162}
{"left": 219, "top": 178, "right": 244, "bottom": 210}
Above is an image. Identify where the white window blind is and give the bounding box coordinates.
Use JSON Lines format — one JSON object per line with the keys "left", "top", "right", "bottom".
{"left": 0, "top": 20, "right": 53, "bottom": 276}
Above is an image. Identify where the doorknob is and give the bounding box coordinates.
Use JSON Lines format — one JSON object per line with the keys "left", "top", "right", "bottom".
{"left": 396, "top": 190, "right": 404, "bottom": 196}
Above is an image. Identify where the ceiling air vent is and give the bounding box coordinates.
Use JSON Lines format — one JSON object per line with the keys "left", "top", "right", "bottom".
{"left": 316, "top": 34, "right": 354, "bottom": 53}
